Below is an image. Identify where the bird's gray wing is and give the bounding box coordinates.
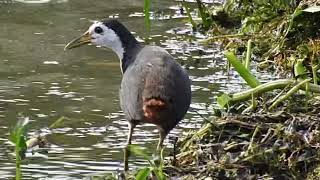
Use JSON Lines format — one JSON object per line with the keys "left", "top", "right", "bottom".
{"left": 120, "top": 63, "right": 145, "bottom": 121}
{"left": 140, "top": 49, "right": 191, "bottom": 121}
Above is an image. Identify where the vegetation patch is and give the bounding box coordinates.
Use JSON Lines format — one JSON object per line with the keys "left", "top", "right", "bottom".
{"left": 162, "top": 0, "right": 320, "bottom": 179}
{"left": 165, "top": 109, "right": 320, "bottom": 179}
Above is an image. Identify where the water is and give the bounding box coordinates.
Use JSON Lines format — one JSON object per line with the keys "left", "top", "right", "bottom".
{"left": 0, "top": 0, "right": 271, "bottom": 179}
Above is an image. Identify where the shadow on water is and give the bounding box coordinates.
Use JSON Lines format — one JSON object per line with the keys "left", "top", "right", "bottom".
{"left": 0, "top": 0, "right": 273, "bottom": 179}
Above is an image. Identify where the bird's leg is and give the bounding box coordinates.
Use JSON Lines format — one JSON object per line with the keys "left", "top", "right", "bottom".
{"left": 124, "top": 122, "right": 135, "bottom": 171}
{"left": 126, "top": 122, "right": 135, "bottom": 145}
{"left": 156, "top": 130, "right": 167, "bottom": 152}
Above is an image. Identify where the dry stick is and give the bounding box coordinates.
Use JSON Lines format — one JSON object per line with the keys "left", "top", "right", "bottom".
{"left": 312, "top": 64, "right": 318, "bottom": 85}
{"left": 260, "top": 128, "right": 273, "bottom": 144}
{"left": 244, "top": 39, "right": 252, "bottom": 69}
{"left": 217, "top": 119, "right": 256, "bottom": 129}
{"left": 310, "top": 39, "right": 319, "bottom": 85}
{"left": 202, "top": 33, "right": 269, "bottom": 44}
{"left": 243, "top": 146, "right": 289, "bottom": 161}
{"left": 269, "top": 84, "right": 291, "bottom": 104}
{"left": 246, "top": 126, "right": 260, "bottom": 155}
{"left": 180, "top": 123, "right": 213, "bottom": 152}
{"left": 269, "top": 78, "right": 311, "bottom": 110}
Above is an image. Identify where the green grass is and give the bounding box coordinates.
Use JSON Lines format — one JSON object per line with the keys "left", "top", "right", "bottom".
{"left": 9, "top": 117, "right": 29, "bottom": 180}
{"left": 144, "top": 0, "right": 151, "bottom": 32}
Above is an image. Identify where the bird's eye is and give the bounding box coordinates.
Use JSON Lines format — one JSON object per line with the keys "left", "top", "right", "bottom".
{"left": 94, "top": 27, "right": 103, "bottom": 34}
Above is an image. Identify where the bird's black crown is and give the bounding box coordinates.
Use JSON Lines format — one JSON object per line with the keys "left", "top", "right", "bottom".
{"left": 102, "top": 19, "right": 138, "bottom": 46}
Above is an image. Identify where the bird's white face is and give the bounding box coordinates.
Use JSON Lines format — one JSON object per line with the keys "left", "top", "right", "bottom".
{"left": 65, "top": 21, "right": 125, "bottom": 60}
{"left": 88, "top": 21, "right": 124, "bottom": 59}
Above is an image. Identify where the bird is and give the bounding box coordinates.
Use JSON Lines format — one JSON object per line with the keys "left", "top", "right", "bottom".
{"left": 64, "top": 19, "right": 191, "bottom": 170}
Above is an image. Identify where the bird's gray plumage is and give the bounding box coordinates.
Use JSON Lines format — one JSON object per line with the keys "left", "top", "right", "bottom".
{"left": 120, "top": 46, "right": 191, "bottom": 133}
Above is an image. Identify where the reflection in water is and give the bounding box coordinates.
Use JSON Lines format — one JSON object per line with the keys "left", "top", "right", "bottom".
{"left": 0, "top": 0, "right": 272, "bottom": 179}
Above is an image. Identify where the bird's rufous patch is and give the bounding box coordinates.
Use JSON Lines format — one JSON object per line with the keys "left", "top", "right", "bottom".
{"left": 143, "top": 98, "right": 166, "bottom": 124}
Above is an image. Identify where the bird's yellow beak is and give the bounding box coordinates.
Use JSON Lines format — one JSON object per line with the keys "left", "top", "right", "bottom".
{"left": 64, "top": 31, "right": 92, "bottom": 50}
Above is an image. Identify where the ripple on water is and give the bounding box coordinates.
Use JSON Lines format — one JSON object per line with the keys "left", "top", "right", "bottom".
{"left": 14, "top": 0, "right": 68, "bottom": 3}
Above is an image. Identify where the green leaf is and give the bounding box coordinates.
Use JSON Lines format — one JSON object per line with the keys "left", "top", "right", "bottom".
{"left": 303, "top": 6, "right": 320, "bottom": 13}
{"left": 10, "top": 117, "right": 30, "bottom": 180}
{"left": 294, "top": 59, "right": 307, "bottom": 79}
{"left": 9, "top": 117, "right": 29, "bottom": 144}
{"left": 136, "top": 167, "right": 151, "bottom": 180}
{"left": 225, "top": 51, "right": 261, "bottom": 88}
{"left": 18, "top": 135, "right": 27, "bottom": 160}
{"left": 217, "top": 93, "right": 232, "bottom": 108}
{"left": 129, "top": 145, "right": 151, "bottom": 162}
{"left": 293, "top": 9, "right": 303, "bottom": 17}
{"left": 18, "top": 135, "right": 27, "bottom": 151}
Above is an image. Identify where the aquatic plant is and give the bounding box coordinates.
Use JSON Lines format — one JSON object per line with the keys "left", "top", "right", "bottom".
{"left": 9, "top": 117, "right": 29, "bottom": 180}
{"left": 129, "top": 145, "right": 166, "bottom": 180}
{"left": 144, "top": 0, "right": 151, "bottom": 32}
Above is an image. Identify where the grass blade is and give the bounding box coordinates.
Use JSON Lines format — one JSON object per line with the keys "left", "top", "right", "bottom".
{"left": 225, "top": 51, "right": 261, "bottom": 88}
{"left": 49, "top": 116, "right": 67, "bottom": 129}
{"left": 144, "top": 0, "right": 151, "bottom": 32}
{"left": 196, "top": 0, "right": 209, "bottom": 29}
{"left": 182, "top": 0, "right": 197, "bottom": 29}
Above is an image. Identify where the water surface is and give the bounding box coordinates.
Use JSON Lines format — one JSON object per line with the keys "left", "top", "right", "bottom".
{"left": 0, "top": 0, "right": 270, "bottom": 179}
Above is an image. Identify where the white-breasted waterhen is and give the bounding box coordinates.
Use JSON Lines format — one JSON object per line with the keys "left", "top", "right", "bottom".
{"left": 64, "top": 19, "right": 191, "bottom": 171}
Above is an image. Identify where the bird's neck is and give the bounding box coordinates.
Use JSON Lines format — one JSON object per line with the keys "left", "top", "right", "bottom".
{"left": 107, "top": 23, "right": 142, "bottom": 74}
{"left": 119, "top": 39, "right": 142, "bottom": 74}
